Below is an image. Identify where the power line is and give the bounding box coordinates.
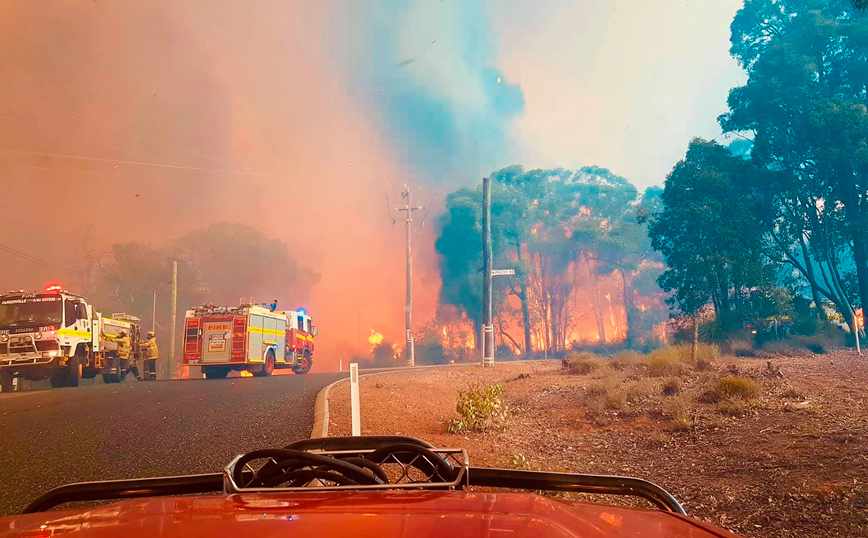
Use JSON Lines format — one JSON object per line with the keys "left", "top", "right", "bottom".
{"left": 0, "top": 242, "right": 81, "bottom": 275}
{"left": 0, "top": 113, "right": 189, "bottom": 168}
{"left": 0, "top": 87, "right": 227, "bottom": 166}
{"left": 0, "top": 148, "right": 292, "bottom": 179}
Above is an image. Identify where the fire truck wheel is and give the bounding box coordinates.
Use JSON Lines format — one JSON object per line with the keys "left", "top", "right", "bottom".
{"left": 49, "top": 370, "right": 63, "bottom": 388}
{"left": 255, "top": 351, "right": 275, "bottom": 377}
{"left": 295, "top": 350, "right": 313, "bottom": 374}
{"left": 62, "top": 354, "right": 80, "bottom": 387}
{"left": 0, "top": 370, "right": 13, "bottom": 392}
{"left": 203, "top": 367, "right": 230, "bottom": 379}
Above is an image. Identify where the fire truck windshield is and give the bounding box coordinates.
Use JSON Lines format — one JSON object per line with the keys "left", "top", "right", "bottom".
{"left": 0, "top": 296, "right": 63, "bottom": 328}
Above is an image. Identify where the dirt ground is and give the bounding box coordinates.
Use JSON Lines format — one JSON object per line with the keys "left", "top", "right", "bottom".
{"left": 329, "top": 351, "right": 868, "bottom": 538}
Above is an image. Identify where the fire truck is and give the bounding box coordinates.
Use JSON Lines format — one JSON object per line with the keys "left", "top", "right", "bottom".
{"left": 182, "top": 303, "right": 317, "bottom": 379}
{"left": 0, "top": 285, "right": 143, "bottom": 391}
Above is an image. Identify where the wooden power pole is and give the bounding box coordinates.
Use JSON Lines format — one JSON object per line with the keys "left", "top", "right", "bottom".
{"left": 395, "top": 185, "right": 423, "bottom": 366}
{"left": 169, "top": 260, "right": 178, "bottom": 379}
{"left": 482, "top": 177, "right": 494, "bottom": 367}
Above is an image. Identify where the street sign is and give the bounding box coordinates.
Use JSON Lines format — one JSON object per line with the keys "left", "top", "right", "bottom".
{"left": 491, "top": 269, "right": 515, "bottom": 277}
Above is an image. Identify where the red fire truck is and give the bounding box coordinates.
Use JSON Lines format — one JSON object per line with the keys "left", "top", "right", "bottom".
{"left": 182, "top": 303, "right": 316, "bottom": 379}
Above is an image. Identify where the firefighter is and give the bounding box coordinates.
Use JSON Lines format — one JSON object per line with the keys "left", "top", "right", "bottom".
{"left": 103, "top": 329, "right": 140, "bottom": 381}
{"left": 143, "top": 330, "right": 159, "bottom": 380}
{"left": 269, "top": 299, "right": 278, "bottom": 312}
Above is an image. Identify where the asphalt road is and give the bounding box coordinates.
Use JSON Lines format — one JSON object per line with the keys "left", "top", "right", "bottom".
{"left": 0, "top": 371, "right": 344, "bottom": 515}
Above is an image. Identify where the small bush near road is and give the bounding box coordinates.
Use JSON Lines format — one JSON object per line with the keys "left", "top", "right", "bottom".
{"left": 666, "top": 394, "right": 695, "bottom": 431}
{"left": 645, "top": 347, "right": 683, "bottom": 377}
{"left": 717, "top": 398, "right": 748, "bottom": 416}
{"left": 564, "top": 352, "right": 601, "bottom": 375}
{"left": 795, "top": 336, "right": 827, "bottom": 354}
{"left": 662, "top": 378, "right": 680, "bottom": 395}
{"left": 709, "top": 376, "right": 761, "bottom": 402}
{"left": 447, "top": 383, "right": 508, "bottom": 433}
{"left": 610, "top": 350, "right": 643, "bottom": 370}
{"left": 726, "top": 339, "right": 755, "bottom": 357}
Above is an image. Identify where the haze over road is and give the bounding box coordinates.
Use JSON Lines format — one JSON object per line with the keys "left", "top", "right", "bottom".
{"left": 0, "top": 373, "right": 343, "bottom": 515}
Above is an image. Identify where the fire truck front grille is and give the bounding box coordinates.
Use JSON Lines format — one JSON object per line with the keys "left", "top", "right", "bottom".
{"left": 36, "top": 341, "right": 59, "bottom": 352}
{"left": 0, "top": 340, "right": 59, "bottom": 354}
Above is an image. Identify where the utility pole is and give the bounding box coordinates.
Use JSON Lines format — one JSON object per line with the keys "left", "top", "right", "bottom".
{"left": 152, "top": 289, "right": 157, "bottom": 333}
{"left": 482, "top": 177, "right": 494, "bottom": 367}
{"left": 169, "top": 260, "right": 178, "bottom": 379}
{"left": 395, "top": 184, "right": 423, "bottom": 366}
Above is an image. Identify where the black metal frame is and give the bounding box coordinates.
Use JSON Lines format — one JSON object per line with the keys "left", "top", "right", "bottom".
{"left": 23, "top": 436, "right": 685, "bottom": 515}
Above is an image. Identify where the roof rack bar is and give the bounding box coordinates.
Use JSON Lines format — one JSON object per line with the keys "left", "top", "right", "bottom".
{"left": 467, "top": 467, "right": 685, "bottom": 515}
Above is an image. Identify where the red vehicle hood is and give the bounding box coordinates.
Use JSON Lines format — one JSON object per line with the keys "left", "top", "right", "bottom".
{"left": 0, "top": 491, "right": 737, "bottom": 538}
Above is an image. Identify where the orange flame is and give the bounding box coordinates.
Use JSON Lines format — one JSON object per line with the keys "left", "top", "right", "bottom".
{"left": 367, "top": 329, "right": 384, "bottom": 346}
{"left": 240, "top": 371, "right": 253, "bottom": 377}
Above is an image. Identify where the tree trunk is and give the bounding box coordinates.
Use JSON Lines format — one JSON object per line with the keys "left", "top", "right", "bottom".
{"left": 798, "top": 232, "right": 824, "bottom": 319}
{"left": 515, "top": 241, "right": 533, "bottom": 355}
{"left": 619, "top": 268, "right": 631, "bottom": 342}
{"left": 588, "top": 257, "right": 606, "bottom": 344}
{"left": 852, "top": 239, "right": 868, "bottom": 331}
{"left": 838, "top": 177, "right": 868, "bottom": 330}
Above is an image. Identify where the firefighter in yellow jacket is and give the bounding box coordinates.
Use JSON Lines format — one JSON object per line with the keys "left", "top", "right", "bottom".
{"left": 103, "top": 329, "right": 141, "bottom": 381}
{"left": 143, "top": 331, "right": 159, "bottom": 381}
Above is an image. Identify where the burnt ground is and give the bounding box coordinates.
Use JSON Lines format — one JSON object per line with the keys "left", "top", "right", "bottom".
{"left": 329, "top": 352, "right": 868, "bottom": 538}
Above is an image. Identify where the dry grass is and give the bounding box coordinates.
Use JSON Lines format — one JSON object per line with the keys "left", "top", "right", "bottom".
{"left": 666, "top": 394, "right": 695, "bottom": 431}
{"left": 780, "top": 387, "right": 805, "bottom": 400}
{"left": 329, "top": 351, "right": 868, "bottom": 538}
{"left": 662, "top": 378, "right": 680, "bottom": 395}
{"left": 645, "top": 347, "right": 684, "bottom": 377}
{"left": 564, "top": 352, "right": 602, "bottom": 375}
{"left": 610, "top": 350, "right": 644, "bottom": 371}
{"left": 717, "top": 398, "right": 750, "bottom": 416}
{"left": 703, "top": 376, "right": 761, "bottom": 403}
{"left": 727, "top": 338, "right": 755, "bottom": 357}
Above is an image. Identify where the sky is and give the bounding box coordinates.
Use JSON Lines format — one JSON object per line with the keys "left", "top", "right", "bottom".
{"left": 0, "top": 0, "right": 747, "bottom": 365}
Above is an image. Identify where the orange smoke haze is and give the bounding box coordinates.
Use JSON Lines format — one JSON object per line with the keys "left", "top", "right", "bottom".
{"left": 0, "top": 1, "right": 441, "bottom": 370}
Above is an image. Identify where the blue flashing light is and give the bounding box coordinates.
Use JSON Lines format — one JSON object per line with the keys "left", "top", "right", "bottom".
{"left": 297, "top": 308, "right": 306, "bottom": 315}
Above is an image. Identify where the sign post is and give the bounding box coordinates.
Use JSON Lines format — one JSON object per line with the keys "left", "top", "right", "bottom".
{"left": 350, "top": 363, "right": 361, "bottom": 436}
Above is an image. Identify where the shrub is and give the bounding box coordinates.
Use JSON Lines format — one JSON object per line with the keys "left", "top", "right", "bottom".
{"left": 564, "top": 352, "right": 601, "bottom": 375}
{"left": 693, "top": 343, "right": 720, "bottom": 369}
{"left": 509, "top": 453, "right": 537, "bottom": 471}
{"left": 662, "top": 378, "right": 680, "bottom": 396}
{"left": 646, "top": 432, "right": 671, "bottom": 448}
{"left": 447, "top": 384, "right": 509, "bottom": 433}
{"left": 645, "top": 347, "right": 683, "bottom": 377}
{"left": 717, "top": 399, "right": 748, "bottom": 416}
{"left": 587, "top": 379, "right": 627, "bottom": 409}
{"left": 610, "top": 350, "right": 643, "bottom": 371}
{"left": 711, "top": 376, "right": 761, "bottom": 401}
{"left": 726, "top": 339, "right": 755, "bottom": 357}
{"left": 666, "top": 395, "right": 694, "bottom": 431}
{"left": 761, "top": 339, "right": 795, "bottom": 354}
{"left": 780, "top": 387, "right": 805, "bottom": 400}
{"left": 796, "top": 336, "right": 827, "bottom": 354}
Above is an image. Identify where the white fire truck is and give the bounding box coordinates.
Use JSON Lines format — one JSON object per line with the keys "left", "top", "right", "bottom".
{"left": 183, "top": 303, "right": 317, "bottom": 379}
{"left": 0, "top": 285, "right": 144, "bottom": 391}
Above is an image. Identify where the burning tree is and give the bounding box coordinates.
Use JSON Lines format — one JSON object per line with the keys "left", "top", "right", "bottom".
{"left": 436, "top": 166, "right": 666, "bottom": 356}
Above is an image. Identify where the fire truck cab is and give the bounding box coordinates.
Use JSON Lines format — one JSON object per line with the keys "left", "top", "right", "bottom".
{"left": 0, "top": 286, "right": 143, "bottom": 391}
{"left": 183, "top": 303, "right": 316, "bottom": 379}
